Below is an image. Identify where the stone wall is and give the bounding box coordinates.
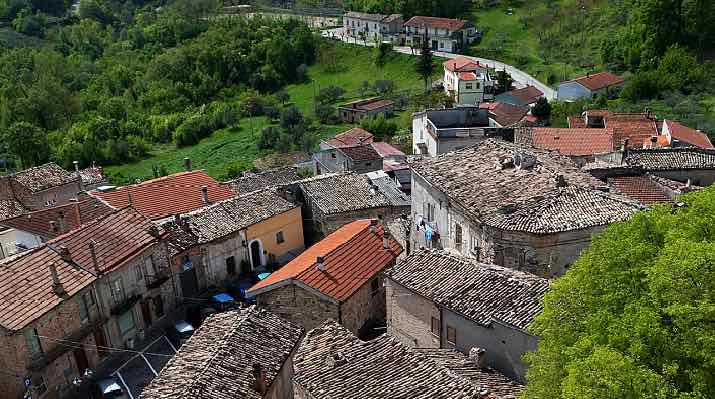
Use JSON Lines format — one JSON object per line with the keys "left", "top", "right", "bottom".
{"left": 265, "top": 343, "right": 299, "bottom": 399}
{"left": 341, "top": 275, "right": 386, "bottom": 336}
{"left": 256, "top": 284, "right": 339, "bottom": 333}
{"left": 385, "top": 279, "right": 440, "bottom": 348}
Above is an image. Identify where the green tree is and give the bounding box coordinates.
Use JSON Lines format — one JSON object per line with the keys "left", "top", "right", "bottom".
{"left": 524, "top": 187, "right": 715, "bottom": 399}
{"left": 415, "top": 31, "right": 434, "bottom": 91}
{"left": 531, "top": 97, "right": 551, "bottom": 121}
{"left": 375, "top": 41, "right": 392, "bottom": 73}
{"left": 4, "top": 121, "right": 49, "bottom": 167}
{"left": 274, "top": 91, "right": 290, "bottom": 106}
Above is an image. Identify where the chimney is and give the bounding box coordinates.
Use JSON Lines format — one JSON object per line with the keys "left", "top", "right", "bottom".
{"left": 650, "top": 135, "right": 658, "bottom": 148}
{"left": 49, "top": 262, "right": 64, "bottom": 295}
{"left": 58, "top": 245, "right": 71, "bottom": 262}
{"left": 383, "top": 230, "right": 391, "bottom": 250}
{"left": 252, "top": 364, "right": 267, "bottom": 395}
{"left": 88, "top": 240, "right": 101, "bottom": 275}
{"left": 49, "top": 220, "right": 58, "bottom": 233}
{"left": 184, "top": 157, "right": 192, "bottom": 172}
{"left": 555, "top": 174, "right": 566, "bottom": 188}
{"left": 316, "top": 256, "right": 326, "bottom": 271}
{"left": 369, "top": 219, "right": 378, "bottom": 233}
{"left": 127, "top": 190, "right": 134, "bottom": 206}
{"left": 74, "top": 161, "right": 84, "bottom": 191}
{"left": 586, "top": 71, "right": 590, "bottom": 78}
{"left": 57, "top": 211, "right": 66, "bottom": 233}
{"left": 201, "top": 186, "right": 209, "bottom": 206}
{"left": 173, "top": 213, "right": 181, "bottom": 226}
{"left": 469, "top": 347, "right": 487, "bottom": 369}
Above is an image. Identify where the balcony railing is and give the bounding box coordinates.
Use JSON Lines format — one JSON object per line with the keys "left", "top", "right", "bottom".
{"left": 146, "top": 268, "right": 171, "bottom": 290}
{"left": 27, "top": 317, "right": 107, "bottom": 371}
{"left": 109, "top": 294, "right": 141, "bottom": 316}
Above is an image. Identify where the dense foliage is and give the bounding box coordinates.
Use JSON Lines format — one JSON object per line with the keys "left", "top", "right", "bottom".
{"left": 524, "top": 187, "right": 715, "bottom": 398}
{"left": 0, "top": 0, "right": 318, "bottom": 171}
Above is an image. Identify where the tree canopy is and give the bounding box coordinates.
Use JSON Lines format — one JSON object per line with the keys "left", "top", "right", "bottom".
{"left": 524, "top": 186, "right": 715, "bottom": 399}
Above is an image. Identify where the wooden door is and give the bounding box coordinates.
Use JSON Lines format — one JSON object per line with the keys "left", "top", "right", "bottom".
{"left": 141, "top": 300, "right": 152, "bottom": 327}
{"left": 73, "top": 347, "right": 89, "bottom": 375}
{"left": 94, "top": 328, "right": 108, "bottom": 358}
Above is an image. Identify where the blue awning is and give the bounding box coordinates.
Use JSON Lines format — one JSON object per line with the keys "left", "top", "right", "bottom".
{"left": 212, "top": 293, "right": 234, "bottom": 303}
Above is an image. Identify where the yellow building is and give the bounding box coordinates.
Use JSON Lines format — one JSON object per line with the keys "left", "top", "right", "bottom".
{"left": 171, "top": 189, "right": 305, "bottom": 290}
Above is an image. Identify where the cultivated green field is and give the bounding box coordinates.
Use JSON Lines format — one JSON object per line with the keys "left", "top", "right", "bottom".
{"left": 106, "top": 43, "right": 438, "bottom": 183}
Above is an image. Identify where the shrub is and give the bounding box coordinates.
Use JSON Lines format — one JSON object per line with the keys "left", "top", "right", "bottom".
{"left": 316, "top": 85, "right": 346, "bottom": 104}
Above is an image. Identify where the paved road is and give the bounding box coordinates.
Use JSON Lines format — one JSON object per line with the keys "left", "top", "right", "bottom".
{"left": 321, "top": 27, "right": 557, "bottom": 100}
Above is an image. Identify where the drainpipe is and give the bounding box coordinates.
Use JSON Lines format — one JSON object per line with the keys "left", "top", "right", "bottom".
{"left": 439, "top": 304, "right": 444, "bottom": 348}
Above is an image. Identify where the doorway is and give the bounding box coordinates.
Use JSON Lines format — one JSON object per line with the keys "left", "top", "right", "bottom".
{"left": 249, "top": 240, "right": 263, "bottom": 269}
{"left": 140, "top": 301, "right": 152, "bottom": 327}
{"left": 94, "top": 328, "right": 108, "bottom": 358}
{"left": 73, "top": 347, "right": 89, "bottom": 375}
{"left": 432, "top": 40, "right": 438, "bottom": 50}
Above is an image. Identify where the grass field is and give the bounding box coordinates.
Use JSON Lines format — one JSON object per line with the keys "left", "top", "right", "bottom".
{"left": 464, "top": 0, "right": 609, "bottom": 84}
{"left": 106, "top": 42, "right": 436, "bottom": 184}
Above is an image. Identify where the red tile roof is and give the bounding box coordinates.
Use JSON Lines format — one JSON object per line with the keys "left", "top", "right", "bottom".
{"left": 567, "top": 116, "right": 586, "bottom": 128}
{"left": 503, "top": 85, "right": 543, "bottom": 105}
{"left": 606, "top": 114, "right": 659, "bottom": 148}
{"left": 0, "top": 207, "right": 161, "bottom": 331}
{"left": 339, "top": 144, "right": 382, "bottom": 161}
{"left": 371, "top": 142, "right": 405, "bottom": 158}
{"left": 443, "top": 56, "right": 485, "bottom": 72}
{"left": 249, "top": 220, "right": 402, "bottom": 301}
{"left": 92, "top": 171, "right": 236, "bottom": 220}
{"left": 479, "top": 102, "right": 529, "bottom": 127}
{"left": 339, "top": 97, "right": 394, "bottom": 112}
{"left": 405, "top": 16, "right": 471, "bottom": 31}
{"left": 1, "top": 194, "right": 114, "bottom": 239}
{"left": 664, "top": 120, "right": 714, "bottom": 149}
{"left": 573, "top": 71, "right": 625, "bottom": 91}
{"left": 325, "top": 128, "right": 374, "bottom": 148}
{"left": 532, "top": 128, "right": 615, "bottom": 156}
{"left": 607, "top": 175, "right": 672, "bottom": 205}
{"left": 458, "top": 72, "right": 478, "bottom": 81}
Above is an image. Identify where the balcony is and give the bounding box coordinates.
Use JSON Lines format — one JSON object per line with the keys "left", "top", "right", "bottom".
{"left": 27, "top": 317, "right": 107, "bottom": 372}
{"left": 109, "top": 294, "right": 141, "bottom": 316}
{"left": 146, "top": 268, "right": 171, "bottom": 291}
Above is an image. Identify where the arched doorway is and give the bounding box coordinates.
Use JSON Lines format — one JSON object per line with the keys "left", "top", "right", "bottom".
{"left": 248, "top": 239, "right": 265, "bottom": 270}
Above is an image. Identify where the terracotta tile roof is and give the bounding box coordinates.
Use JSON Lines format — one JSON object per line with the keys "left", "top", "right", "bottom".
{"left": 324, "top": 127, "right": 374, "bottom": 148}
{"left": 480, "top": 102, "right": 529, "bottom": 127}
{"left": 140, "top": 307, "right": 303, "bottom": 399}
{"left": 382, "top": 13, "right": 402, "bottom": 23}
{"left": 8, "top": 162, "right": 77, "bottom": 193}
{"left": 411, "top": 140, "right": 640, "bottom": 234}
{"left": 294, "top": 321, "right": 520, "bottom": 399}
{"left": 0, "top": 199, "right": 26, "bottom": 221}
{"left": 573, "top": 71, "right": 624, "bottom": 91}
{"left": 224, "top": 167, "right": 302, "bottom": 194}
{"left": 338, "top": 97, "right": 393, "bottom": 112}
{"left": 296, "top": 173, "right": 401, "bottom": 215}
{"left": 443, "top": 56, "right": 485, "bottom": 72}
{"left": 459, "top": 71, "right": 478, "bottom": 81}
{"left": 625, "top": 148, "right": 715, "bottom": 170}
{"left": 338, "top": 144, "right": 382, "bottom": 161}
{"left": 664, "top": 120, "right": 714, "bottom": 149}
{"left": 0, "top": 246, "right": 95, "bottom": 332}
{"left": 405, "top": 16, "right": 471, "bottom": 31}
{"left": 249, "top": 220, "right": 402, "bottom": 301}
{"left": 567, "top": 116, "right": 586, "bottom": 128}
{"left": 180, "top": 189, "right": 298, "bottom": 245}
{"left": 0, "top": 194, "right": 114, "bottom": 239}
{"left": 371, "top": 141, "right": 405, "bottom": 158}
{"left": 389, "top": 250, "right": 548, "bottom": 329}
{"left": 71, "top": 166, "right": 106, "bottom": 187}
{"left": 531, "top": 127, "right": 615, "bottom": 156}
{"left": 649, "top": 174, "right": 700, "bottom": 192}
{"left": 0, "top": 207, "right": 159, "bottom": 331}
{"left": 606, "top": 114, "right": 659, "bottom": 147}
{"left": 416, "top": 349, "right": 524, "bottom": 398}
{"left": 92, "top": 171, "right": 236, "bottom": 220}
{"left": 344, "top": 11, "right": 388, "bottom": 21}
{"left": 500, "top": 85, "right": 543, "bottom": 105}
{"left": 607, "top": 175, "right": 672, "bottom": 205}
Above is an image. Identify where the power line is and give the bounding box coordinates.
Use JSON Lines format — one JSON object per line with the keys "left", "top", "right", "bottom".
{"left": 36, "top": 334, "right": 174, "bottom": 358}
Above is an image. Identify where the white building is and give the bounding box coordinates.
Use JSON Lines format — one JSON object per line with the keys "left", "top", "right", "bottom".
{"left": 404, "top": 16, "right": 479, "bottom": 53}
{"left": 442, "top": 56, "right": 495, "bottom": 105}
{"left": 343, "top": 11, "right": 403, "bottom": 43}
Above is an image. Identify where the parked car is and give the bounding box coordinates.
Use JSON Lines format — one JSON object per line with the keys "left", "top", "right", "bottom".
{"left": 166, "top": 320, "right": 195, "bottom": 349}
{"left": 92, "top": 377, "right": 129, "bottom": 399}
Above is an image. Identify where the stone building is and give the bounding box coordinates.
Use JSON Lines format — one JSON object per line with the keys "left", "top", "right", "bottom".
{"left": 403, "top": 16, "right": 479, "bottom": 53}
{"left": 293, "top": 321, "right": 523, "bottom": 399}
{"left": 0, "top": 207, "right": 175, "bottom": 399}
{"left": 165, "top": 189, "right": 305, "bottom": 295}
{"left": 140, "top": 307, "right": 303, "bottom": 399}
{"left": 285, "top": 172, "right": 410, "bottom": 242}
{"left": 386, "top": 249, "right": 548, "bottom": 381}
{"left": 342, "top": 11, "right": 403, "bottom": 43}
{"left": 249, "top": 220, "right": 402, "bottom": 336}
{"left": 313, "top": 144, "right": 383, "bottom": 175}
{"left": 410, "top": 139, "right": 642, "bottom": 277}
{"left": 337, "top": 97, "right": 394, "bottom": 124}
{"left": 0, "top": 163, "right": 82, "bottom": 211}
{"left": 412, "top": 107, "right": 513, "bottom": 157}
{"left": 223, "top": 166, "right": 303, "bottom": 195}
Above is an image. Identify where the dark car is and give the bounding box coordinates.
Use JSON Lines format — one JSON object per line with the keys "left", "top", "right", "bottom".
{"left": 92, "top": 377, "right": 129, "bottom": 399}
{"left": 166, "top": 320, "right": 195, "bottom": 349}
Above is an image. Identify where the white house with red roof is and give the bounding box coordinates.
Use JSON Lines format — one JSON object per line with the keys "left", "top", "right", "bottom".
{"left": 557, "top": 71, "right": 625, "bottom": 101}
{"left": 404, "top": 16, "right": 478, "bottom": 52}
{"left": 443, "top": 56, "right": 494, "bottom": 105}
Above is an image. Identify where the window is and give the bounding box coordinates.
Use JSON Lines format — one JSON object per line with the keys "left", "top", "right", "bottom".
{"left": 84, "top": 290, "right": 95, "bottom": 307}
{"left": 117, "top": 310, "right": 135, "bottom": 335}
{"left": 226, "top": 256, "right": 236, "bottom": 276}
{"left": 365, "top": 162, "right": 372, "bottom": 167}
{"left": 135, "top": 263, "right": 143, "bottom": 281}
{"left": 465, "top": 83, "right": 473, "bottom": 90}
{"left": 24, "top": 328, "right": 42, "bottom": 356}
{"left": 431, "top": 317, "right": 440, "bottom": 336}
{"left": 475, "top": 83, "right": 480, "bottom": 89}
{"left": 374, "top": 23, "right": 377, "bottom": 29}
{"left": 455, "top": 224, "right": 463, "bottom": 251}
{"left": 371, "top": 278, "right": 379, "bottom": 296}
{"left": 276, "top": 231, "right": 285, "bottom": 244}
{"left": 33, "top": 375, "right": 47, "bottom": 395}
{"left": 447, "top": 325, "right": 457, "bottom": 344}
{"left": 110, "top": 279, "right": 125, "bottom": 305}
{"left": 78, "top": 295, "right": 89, "bottom": 323}
{"left": 331, "top": 152, "right": 336, "bottom": 159}
{"left": 423, "top": 202, "right": 435, "bottom": 222}
{"left": 154, "top": 295, "right": 164, "bottom": 318}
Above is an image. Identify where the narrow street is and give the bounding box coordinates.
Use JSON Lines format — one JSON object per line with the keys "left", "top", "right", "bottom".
{"left": 320, "top": 27, "right": 557, "bottom": 100}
